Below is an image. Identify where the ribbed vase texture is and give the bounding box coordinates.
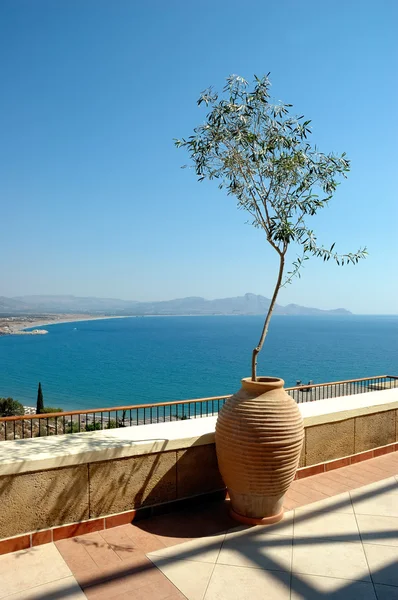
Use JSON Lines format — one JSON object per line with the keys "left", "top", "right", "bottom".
{"left": 215, "top": 378, "right": 304, "bottom": 519}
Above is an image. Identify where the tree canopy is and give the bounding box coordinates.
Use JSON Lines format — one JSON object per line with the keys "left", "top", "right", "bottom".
{"left": 0, "top": 397, "right": 24, "bottom": 417}
{"left": 176, "top": 74, "right": 367, "bottom": 379}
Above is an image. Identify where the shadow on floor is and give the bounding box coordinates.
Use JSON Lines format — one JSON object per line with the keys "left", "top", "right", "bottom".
{"left": 14, "top": 478, "right": 398, "bottom": 599}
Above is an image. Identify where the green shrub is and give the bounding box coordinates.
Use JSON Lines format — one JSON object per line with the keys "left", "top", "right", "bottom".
{"left": 65, "top": 419, "right": 118, "bottom": 434}
{"left": 0, "top": 397, "right": 25, "bottom": 417}
{"left": 86, "top": 420, "right": 118, "bottom": 431}
{"left": 85, "top": 422, "right": 102, "bottom": 431}
{"left": 42, "top": 406, "right": 63, "bottom": 413}
{"left": 65, "top": 422, "right": 80, "bottom": 434}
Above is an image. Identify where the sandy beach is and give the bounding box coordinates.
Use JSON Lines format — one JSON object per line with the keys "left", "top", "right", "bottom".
{"left": 0, "top": 314, "right": 133, "bottom": 335}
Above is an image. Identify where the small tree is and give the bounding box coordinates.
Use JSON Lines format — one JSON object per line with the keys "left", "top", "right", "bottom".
{"left": 36, "top": 382, "right": 44, "bottom": 414}
{"left": 0, "top": 397, "right": 25, "bottom": 417}
{"left": 176, "top": 74, "right": 367, "bottom": 380}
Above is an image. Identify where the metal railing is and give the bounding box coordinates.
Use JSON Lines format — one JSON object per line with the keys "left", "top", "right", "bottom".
{"left": 1, "top": 375, "right": 397, "bottom": 441}
{"left": 0, "top": 396, "right": 229, "bottom": 441}
{"left": 286, "top": 374, "right": 398, "bottom": 402}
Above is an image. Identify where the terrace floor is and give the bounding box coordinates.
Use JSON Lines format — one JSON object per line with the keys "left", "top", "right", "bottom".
{"left": 2, "top": 452, "right": 398, "bottom": 599}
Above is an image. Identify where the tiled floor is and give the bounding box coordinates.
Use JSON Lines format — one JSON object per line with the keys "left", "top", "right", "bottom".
{"left": 1, "top": 452, "right": 397, "bottom": 599}
{"left": 148, "top": 476, "right": 398, "bottom": 599}
{"left": 0, "top": 543, "right": 85, "bottom": 599}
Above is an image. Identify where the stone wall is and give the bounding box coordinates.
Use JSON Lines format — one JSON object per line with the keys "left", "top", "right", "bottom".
{"left": 0, "top": 444, "right": 224, "bottom": 539}
{"left": 301, "top": 408, "right": 397, "bottom": 466}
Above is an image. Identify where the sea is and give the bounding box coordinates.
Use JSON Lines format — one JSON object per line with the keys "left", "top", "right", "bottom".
{"left": 0, "top": 315, "right": 397, "bottom": 412}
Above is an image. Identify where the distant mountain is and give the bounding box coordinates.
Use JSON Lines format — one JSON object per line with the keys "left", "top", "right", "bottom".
{"left": 281, "top": 303, "right": 350, "bottom": 316}
{"left": 0, "top": 293, "right": 352, "bottom": 316}
{"left": 0, "top": 296, "right": 30, "bottom": 312}
{"left": 12, "top": 295, "right": 138, "bottom": 312}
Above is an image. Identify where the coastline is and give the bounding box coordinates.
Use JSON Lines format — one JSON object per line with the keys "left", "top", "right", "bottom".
{"left": 0, "top": 315, "right": 134, "bottom": 335}
{"left": 1, "top": 314, "right": 248, "bottom": 336}
{"left": 21, "top": 315, "right": 133, "bottom": 332}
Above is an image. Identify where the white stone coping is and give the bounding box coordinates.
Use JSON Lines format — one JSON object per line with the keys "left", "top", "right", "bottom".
{"left": 0, "top": 416, "right": 218, "bottom": 476}
{"left": 0, "top": 389, "right": 397, "bottom": 476}
{"left": 299, "top": 387, "right": 398, "bottom": 426}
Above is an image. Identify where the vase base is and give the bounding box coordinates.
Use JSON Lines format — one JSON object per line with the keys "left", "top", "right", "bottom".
{"left": 230, "top": 507, "right": 284, "bottom": 526}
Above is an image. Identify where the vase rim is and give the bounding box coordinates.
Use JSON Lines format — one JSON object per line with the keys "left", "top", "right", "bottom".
{"left": 241, "top": 376, "right": 285, "bottom": 391}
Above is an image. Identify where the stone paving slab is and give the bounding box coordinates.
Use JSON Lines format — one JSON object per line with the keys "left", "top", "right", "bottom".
{"left": 148, "top": 476, "right": 398, "bottom": 600}
{"left": 0, "top": 543, "right": 85, "bottom": 599}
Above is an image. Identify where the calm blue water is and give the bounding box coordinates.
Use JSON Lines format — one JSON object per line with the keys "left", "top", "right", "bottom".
{"left": 0, "top": 315, "right": 397, "bottom": 411}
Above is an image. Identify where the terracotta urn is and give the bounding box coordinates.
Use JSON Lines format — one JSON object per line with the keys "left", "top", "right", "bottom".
{"left": 215, "top": 376, "right": 304, "bottom": 524}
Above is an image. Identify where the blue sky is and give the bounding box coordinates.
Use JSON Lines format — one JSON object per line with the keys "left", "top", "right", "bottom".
{"left": 1, "top": 0, "right": 397, "bottom": 314}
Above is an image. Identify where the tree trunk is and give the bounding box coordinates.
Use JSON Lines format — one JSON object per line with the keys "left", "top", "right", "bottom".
{"left": 251, "top": 254, "right": 285, "bottom": 381}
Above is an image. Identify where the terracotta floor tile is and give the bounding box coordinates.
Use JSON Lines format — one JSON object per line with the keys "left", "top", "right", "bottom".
{"left": 99, "top": 594, "right": 133, "bottom": 600}
{"left": 100, "top": 525, "right": 136, "bottom": 544}
{"left": 315, "top": 473, "right": 359, "bottom": 494}
{"left": 109, "top": 543, "right": 143, "bottom": 562}
{"left": 352, "top": 470, "right": 392, "bottom": 485}
{"left": 383, "top": 452, "right": 398, "bottom": 461}
{"left": 78, "top": 553, "right": 158, "bottom": 589}
{"left": 357, "top": 461, "right": 395, "bottom": 476}
{"left": 283, "top": 498, "right": 302, "bottom": 510}
{"left": 330, "top": 467, "right": 380, "bottom": 486}
{"left": 373, "top": 451, "right": 398, "bottom": 461}
{"left": 289, "top": 482, "right": 330, "bottom": 502}
{"left": 72, "top": 532, "right": 122, "bottom": 569}
{"left": 300, "top": 477, "right": 348, "bottom": 496}
{"left": 68, "top": 564, "right": 104, "bottom": 589}
{"left": 55, "top": 537, "right": 83, "bottom": 558}
{"left": 122, "top": 524, "right": 168, "bottom": 553}
{"left": 363, "top": 458, "right": 394, "bottom": 469}
{"left": 341, "top": 471, "right": 381, "bottom": 488}
{"left": 313, "top": 471, "right": 358, "bottom": 490}
{"left": 318, "top": 470, "right": 360, "bottom": 487}
{"left": 99, "top": 527, "right": 145, "bottom": 560}
{"left": 56, "top": 537, "right": 99, "bottom": 574}
{"left": 82, "top": 563, "right": 171, "bottom": 600}
{"left": 372, "top": 455, "right": 398, "bottom": 471}
{"left": 285, "top": 486, "right": 322, "bottom": 507}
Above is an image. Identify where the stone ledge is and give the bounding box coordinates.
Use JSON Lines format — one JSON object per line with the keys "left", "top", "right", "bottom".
{"left": 300, "top": 388, "right": 398, "bottom": 426}
{"left": 0, "top": 416, "right": 218, "bottom": 476}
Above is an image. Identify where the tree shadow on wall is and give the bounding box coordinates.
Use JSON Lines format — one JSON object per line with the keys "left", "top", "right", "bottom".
{"left": 0, "top": 430, "right": 222, "bottom": 539}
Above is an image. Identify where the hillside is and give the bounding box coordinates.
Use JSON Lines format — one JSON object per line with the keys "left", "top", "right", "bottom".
{"left": 0, "top": 293, "right": 352, "bottom": 316}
